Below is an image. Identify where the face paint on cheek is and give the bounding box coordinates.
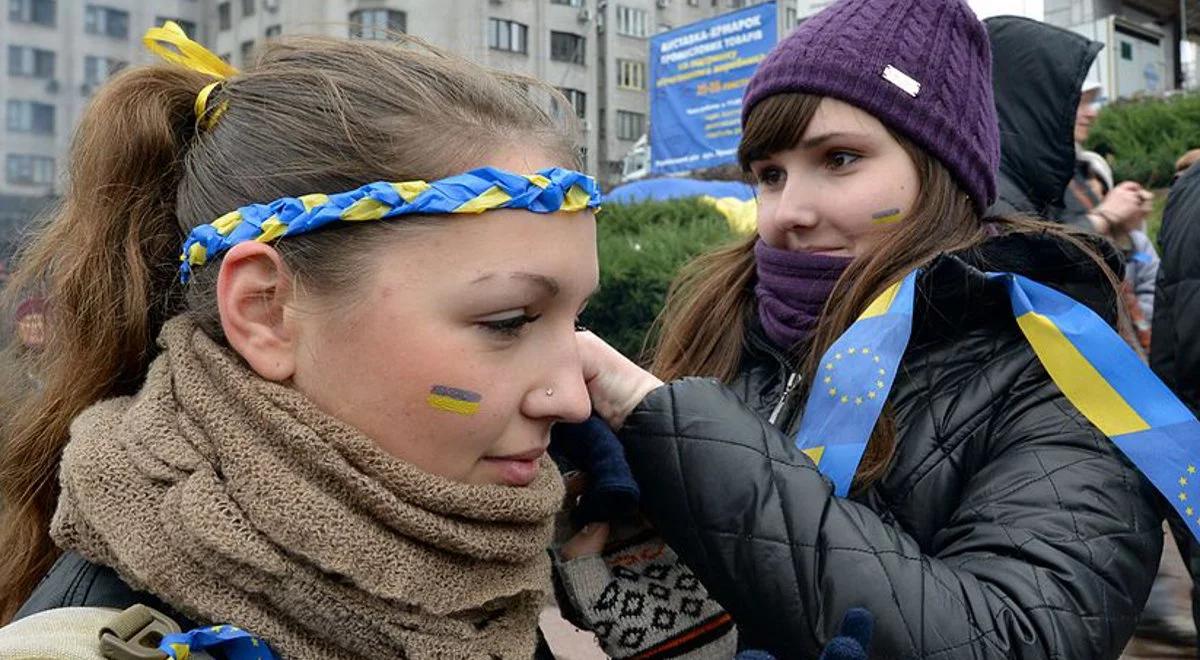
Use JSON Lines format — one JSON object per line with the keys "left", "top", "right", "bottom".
{"left": 871, "top": 208, "right": 904, "bottom": 225}
{"left": 427, "top": 385, "right": 482, "bottom": 416}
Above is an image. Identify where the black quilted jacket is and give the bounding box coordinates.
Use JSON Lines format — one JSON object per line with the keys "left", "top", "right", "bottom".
{"left": 1153, "top": 163, "right": 1200, "bottom": 418}
{"left": 1151, "top": 161, "right": 1200, "bottom": 637}
{"left": 620, "top": 232, "right": 1164, "bottom": 659}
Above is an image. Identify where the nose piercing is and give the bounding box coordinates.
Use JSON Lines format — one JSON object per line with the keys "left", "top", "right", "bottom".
{"left": 545, "top": 388, "right": 554, "bottom": 397}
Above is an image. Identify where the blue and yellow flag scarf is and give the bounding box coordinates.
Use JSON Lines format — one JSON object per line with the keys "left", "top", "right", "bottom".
{"left": 797, "top": 269, "right": 1200, "bottom": 538}
{"left": 179, "top": 166, "right": 602, "bottom": 282}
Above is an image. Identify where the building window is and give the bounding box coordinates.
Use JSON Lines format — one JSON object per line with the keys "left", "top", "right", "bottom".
{"left": 84, "top": 5, "right": 129, "bottom": 38}
{"left": 155, "top": 17, "right": 197, "bottom": 38}
{"left": 265, "top": 24, "right": 282, "bottom": 39}
{"left": 218, "top": 2, "right": 231, "bottom": 30}
{"left": 349, "top": 9, "right": 406, "bottom": 39}
{"left": 240, "top": 40, "right": 255, "bottom": 64}
{"left": 488, "top": 18, "right": 528, "bottom": 54}
{"left": 550, "top": 0, "right": 581, "bottom": 5}
{"left": 617, "top": 59, "right": 646, "bottom": 90}
{"left": 616, "top": 110, "right": 645, "bottom": 141}
{"left": 5, "top": 154, "right": 54, "bottom": 185}
{"left": 550, "top": 31, "right": 585, "bottom": 65}
{"left": 616, "top": 6, "right": 648, "bottom": 38}
{"left": 6, "top": 100, "right": 55, "bottom": 135}
{"left": 8, "top": 0, "right": 54, "bottom": 26}
{"left": 785, "top": 7, "right": 797, "bottom": 30}
{"left": 241, "top": 0, "right": 254, "bottom": 16}
{"left": 8, "top": 46, "right": 56, "bottom": 79}
{"left": 83, "top": 55, "right": 125, "bottom": 85}
{"left": 555, "top": 88, "right": 586, "bottom": 119}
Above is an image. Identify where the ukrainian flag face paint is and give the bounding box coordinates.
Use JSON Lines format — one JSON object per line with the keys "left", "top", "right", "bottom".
{"left": 428, "top": 386, "right": 483, "bottom": 416}
{"left": 871, "top": 208, "right": 904, "bottom": 225}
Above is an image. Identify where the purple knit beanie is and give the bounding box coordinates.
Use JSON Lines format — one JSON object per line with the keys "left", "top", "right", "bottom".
{"left": 742, "top": 0, "right": 1000, "bottom": 212}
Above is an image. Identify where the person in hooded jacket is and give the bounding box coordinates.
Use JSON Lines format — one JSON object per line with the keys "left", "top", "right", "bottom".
{"left": 985, "top": 16, "right": 1152, "bottom": 235}
{"left": 986, "top": 17, "right": 1156, "bottom": 355}
{"left": 569, "top": 0, "right": 1165, "bottom": 657}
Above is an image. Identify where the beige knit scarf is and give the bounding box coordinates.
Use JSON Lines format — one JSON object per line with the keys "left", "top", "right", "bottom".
{"left": 51, "top": 317, "right": 565, "bottom": 659}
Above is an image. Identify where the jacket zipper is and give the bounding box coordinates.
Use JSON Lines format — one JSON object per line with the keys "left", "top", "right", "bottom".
{"left": 768, "top": 371, "right": 801, "bottom": 425}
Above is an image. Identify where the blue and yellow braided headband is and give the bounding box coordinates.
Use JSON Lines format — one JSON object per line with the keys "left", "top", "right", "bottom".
{"left": 179, "top": 166, "right": 603, "bottom": 282}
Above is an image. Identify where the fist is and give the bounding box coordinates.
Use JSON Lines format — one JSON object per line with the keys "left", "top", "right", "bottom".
{"left": 1096, "top": 181, "right": 1152, "bottom": 232}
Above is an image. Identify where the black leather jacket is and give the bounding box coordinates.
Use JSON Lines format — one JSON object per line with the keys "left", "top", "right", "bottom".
{"left": 620, "top": 232, "right": 1163, "bottom": 659}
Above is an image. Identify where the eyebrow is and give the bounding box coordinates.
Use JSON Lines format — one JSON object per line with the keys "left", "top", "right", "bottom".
{"left": 796, "top": 131, "right": 871, "bottom": 151}
{"left": 471, "top": 271, "right": 561, "bottom": 296}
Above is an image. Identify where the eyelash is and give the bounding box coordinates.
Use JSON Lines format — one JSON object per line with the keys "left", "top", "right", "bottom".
{"left": 481, "top": 314, "right": 543, "bottom": 338}
{"left": 754, "top": 151, "right": 860, "bottom": 185}
{"left": 756, "top": 167, "right": 783, "bottom": 187}
{"left": 827, "top": 151, "right": 861, "bottom": 170}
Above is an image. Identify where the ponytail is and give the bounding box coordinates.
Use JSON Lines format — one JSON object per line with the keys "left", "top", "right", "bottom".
{"left": 0, "top": 65, "right": 208, "bottom": 619}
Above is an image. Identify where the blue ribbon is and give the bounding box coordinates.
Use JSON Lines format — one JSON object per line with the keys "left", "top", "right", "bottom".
{"left": 160, "top": 623, "right": 277, "bottom": 659}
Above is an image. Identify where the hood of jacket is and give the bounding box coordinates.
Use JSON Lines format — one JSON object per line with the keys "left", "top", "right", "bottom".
{"left": 985, "top": 15, "right": 1103, "bottom": 217}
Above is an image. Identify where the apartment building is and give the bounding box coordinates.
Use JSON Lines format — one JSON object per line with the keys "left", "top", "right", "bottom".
{"left": 1, "top": 0, "right": 204, "bottom": 250}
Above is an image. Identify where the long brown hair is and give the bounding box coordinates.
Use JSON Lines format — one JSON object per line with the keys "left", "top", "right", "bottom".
{"left": 650, "top": 93, "right": 1120, "bottom": 490}
{"left": 0, "top": 36, "right": 577, "bottom": 620}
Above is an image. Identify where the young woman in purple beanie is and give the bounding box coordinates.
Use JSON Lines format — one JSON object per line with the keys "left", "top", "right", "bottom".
{"left": 566, "top": 0, "right": 1165, "bottom": 656}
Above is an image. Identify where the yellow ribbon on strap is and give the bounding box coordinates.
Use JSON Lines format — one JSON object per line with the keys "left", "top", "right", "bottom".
{"left": 143, "top": 21, "right": 238, "bottom": 130}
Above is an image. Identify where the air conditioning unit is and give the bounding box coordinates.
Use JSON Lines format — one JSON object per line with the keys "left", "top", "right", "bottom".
{"left": 263, "top": 0, "right": 279, "bottom": 10}
{"left": 581, "top": 119, "right": 592, "bottom": 132}
{"left": 577, "top": 8, "right": 591, "bottom": 22}
{"left": 656, "top": 0, "right": 668, "bottom": 7}
{"left": 44, "top": 79, "right": 59, "bottom": 94}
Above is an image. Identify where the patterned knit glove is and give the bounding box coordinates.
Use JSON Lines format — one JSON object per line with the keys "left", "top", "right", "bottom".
{"left": 553, "top": 528, "right": 736, "bottom": 659}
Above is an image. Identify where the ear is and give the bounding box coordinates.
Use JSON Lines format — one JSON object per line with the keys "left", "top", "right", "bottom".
{"left": 216, "top": 242, "right": 297, "bottom": 381}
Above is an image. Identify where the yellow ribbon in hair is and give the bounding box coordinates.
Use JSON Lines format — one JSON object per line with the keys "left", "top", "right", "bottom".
{"left": 143, "top": 21, "right": 238, "bottom": 130}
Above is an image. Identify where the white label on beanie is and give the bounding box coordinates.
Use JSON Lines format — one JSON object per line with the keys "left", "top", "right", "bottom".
{"left": 882, "top": 65, "right": 920, "bottom": 98}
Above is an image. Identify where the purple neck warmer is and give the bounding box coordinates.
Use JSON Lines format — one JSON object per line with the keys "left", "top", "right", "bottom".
{"left": 754, "top": 240, "right": 852, "bottom": 351}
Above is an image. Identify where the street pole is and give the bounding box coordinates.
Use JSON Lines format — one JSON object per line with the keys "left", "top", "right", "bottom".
{"left": 1183, "top": 0, "right": 1189, "bottom": 88}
